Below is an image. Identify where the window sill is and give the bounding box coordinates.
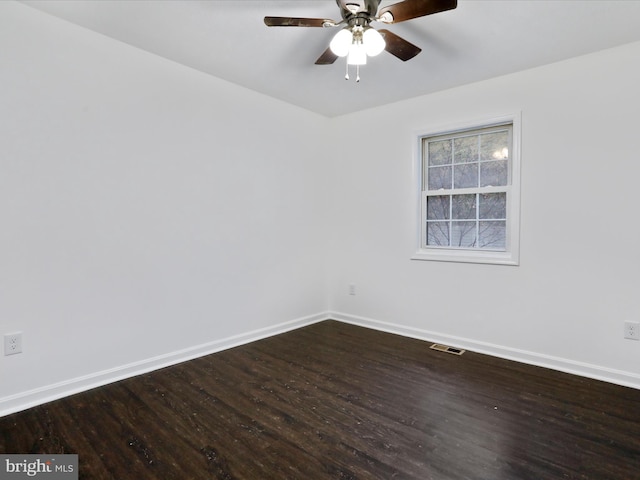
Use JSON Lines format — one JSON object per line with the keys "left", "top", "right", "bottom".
{"left": 411, "top": 249, "right": 519, "bottom": 266}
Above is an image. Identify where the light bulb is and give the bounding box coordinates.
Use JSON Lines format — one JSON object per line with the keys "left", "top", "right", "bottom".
{"left": 363, "top": 28, "right": 385, "bottom": 57}
{"left": 330, "top": 29, "right": 352, "bottom": 57}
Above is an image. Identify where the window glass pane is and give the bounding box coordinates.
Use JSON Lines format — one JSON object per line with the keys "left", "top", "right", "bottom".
{"left": 452, "top": 194, "right": 476, "bottom": 219}
{"left": 479, "top": 193, "right": 506, "bottom": 219}
{"left": 427, "top": 222, "right": 450, "bottom": 246}
{"left": 480, "top": 160, "right": 508, "bottom": 187}
{"left": 479, "top": 221, "right": 506, "bottom": 249}
{"left": 454, "top": 135, "right": 479, "bottom": 164}
{"left": 452, "top": 221, "right": 477, "bottom": 247}
{"left": 454, "top": 163, "right": 478, "bottom": 189}
{"left": 428, "top": 139, "right": 452, "bottom": 166}
{"left": 428, "top": 166, "right": 452, "bottom": 190}
{"left": 426, "top": 196, "right": 450, "bottom": 220}
{"left": 480, "top": 131, "right": 509, "bottom": 162}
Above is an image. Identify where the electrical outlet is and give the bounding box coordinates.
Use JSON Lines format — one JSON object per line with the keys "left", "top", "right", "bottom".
{"left": 624, "top": 321, "right": 639, "bottom": 341}
{"left": 349, "top": 284, "right": 356, "bottom": 295}
{"left": 4, "top": 332, "right": 23, "bottom": 355}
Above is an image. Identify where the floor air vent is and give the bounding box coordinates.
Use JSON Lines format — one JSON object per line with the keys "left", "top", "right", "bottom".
{"left": 430, "top": 343, "right": 465, "bottom": 355}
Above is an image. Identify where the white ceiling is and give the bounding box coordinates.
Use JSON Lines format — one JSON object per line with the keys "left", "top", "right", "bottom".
{"left": 20, "top": 0, "right": 640, "bottom": 117}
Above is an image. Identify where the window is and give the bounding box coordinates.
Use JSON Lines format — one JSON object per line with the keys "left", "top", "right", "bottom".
{"left": 413, "top": 115, "right": 520, "bottom": 265}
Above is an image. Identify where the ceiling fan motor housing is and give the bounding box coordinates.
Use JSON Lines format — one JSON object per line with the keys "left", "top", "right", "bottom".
{"left": 339, "top": 0, "right": 381, "bottom": 21}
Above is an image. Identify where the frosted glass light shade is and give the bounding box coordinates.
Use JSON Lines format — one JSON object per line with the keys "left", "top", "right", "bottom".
{"left": 330, "top": 29, "right": 352, "bottom": 57}
{"left": 347, "top": 43, "right": 367, "bottom": 65}
{"left": 363, "top": 28, "right": 385, "bottom": 56}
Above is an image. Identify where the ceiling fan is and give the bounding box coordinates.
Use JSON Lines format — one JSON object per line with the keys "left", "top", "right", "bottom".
{"left": 264, "top": 0, "right": 457, "bottom": 81}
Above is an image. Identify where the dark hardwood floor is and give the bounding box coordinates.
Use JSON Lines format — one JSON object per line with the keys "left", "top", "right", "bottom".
{"left": 1, "top": 320, "right": 639, "bottom": 479}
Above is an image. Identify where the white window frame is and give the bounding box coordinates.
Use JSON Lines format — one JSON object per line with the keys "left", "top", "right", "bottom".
{"left": 412, "top": 113, "right": 521, "bottom": 266}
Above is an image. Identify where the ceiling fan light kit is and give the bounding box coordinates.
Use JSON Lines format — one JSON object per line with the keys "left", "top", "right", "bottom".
{"left": 330, "top": 26, "right": 386, "bottom": 59}
{"left": 329, "top": 26, "right": 386, "bottom": 81}
{"left": 264, "top": 0, "right": 457, "bottom": 82}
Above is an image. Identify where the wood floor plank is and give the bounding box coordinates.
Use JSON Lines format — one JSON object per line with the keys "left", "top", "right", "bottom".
{"left": 1, "top": 320, "right": 639, "bottom": 479}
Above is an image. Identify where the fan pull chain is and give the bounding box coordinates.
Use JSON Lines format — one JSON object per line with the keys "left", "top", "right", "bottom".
{"left": 343, "top": 60, "right": 362, "bottom": 83}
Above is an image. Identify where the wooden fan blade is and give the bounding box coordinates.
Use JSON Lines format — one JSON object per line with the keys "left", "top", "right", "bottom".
{"left": 264, "top": 16, "right": 330, "bottom": 27}
{"left": 315, "top": 47, "right": 339, "bottom": 65}
{"left": 378, "top": 0, "right": 457, "bottom": 24}
{"left": 378, "top": 29, "right": 421, "bottom": 61}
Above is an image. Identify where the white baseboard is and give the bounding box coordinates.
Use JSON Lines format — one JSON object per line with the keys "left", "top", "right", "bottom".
{"left": 0, "top": 312, "right": 330, "bottom": 417}
{"left": 3, "top": 311, "right": 637, "bottom": 417}
{"left": 330, "top": 311, "right": 640, "bottom": 390}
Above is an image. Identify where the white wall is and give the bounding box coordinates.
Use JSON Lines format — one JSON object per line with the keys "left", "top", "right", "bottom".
{"left": 0, "top": 2, "right": 329, "bottom": 414}
{"left": 327, "top": 40, "right": 640, "bottom": 388}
